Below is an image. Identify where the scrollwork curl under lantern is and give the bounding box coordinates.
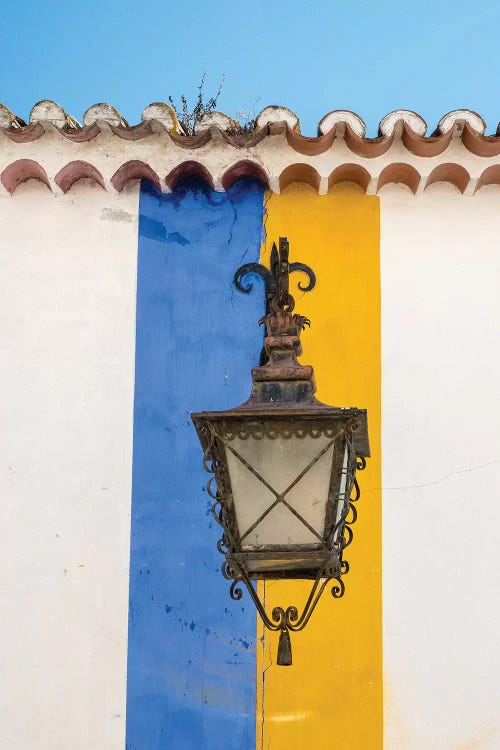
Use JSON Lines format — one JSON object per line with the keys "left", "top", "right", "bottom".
{"left": 192, "top": 237, "right": 370, "bottom": 666}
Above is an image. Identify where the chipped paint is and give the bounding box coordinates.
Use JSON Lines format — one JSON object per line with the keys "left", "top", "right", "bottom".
{"left": 100, "top": 206, "right": 135, "bottom": 223}
{"left": 125, "top": 177, "right": 265, "bottom": 750}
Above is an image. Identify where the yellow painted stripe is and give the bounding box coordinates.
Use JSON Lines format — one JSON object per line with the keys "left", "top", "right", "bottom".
{"left": 256, "top": 183, "right": 382, "bottom": 750}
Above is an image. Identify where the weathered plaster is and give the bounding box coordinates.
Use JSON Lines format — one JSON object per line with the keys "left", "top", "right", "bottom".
{"left": 381, "top": 184, "right": 500, "bottom": 750}
{"left": 0, "top": 182, "right": 139, "bottom": 750}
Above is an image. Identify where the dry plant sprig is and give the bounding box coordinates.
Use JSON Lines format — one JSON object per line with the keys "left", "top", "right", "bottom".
{"left": 169, "top": 73, "right": 225, "bottom": 135}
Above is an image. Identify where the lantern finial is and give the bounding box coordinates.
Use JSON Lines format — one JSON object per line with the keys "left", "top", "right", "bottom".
{"left": 233, "top": 236, "right": 316, "bottom": 316}
{"left": 234, "top": 237, "right": 318, "bottom": 406}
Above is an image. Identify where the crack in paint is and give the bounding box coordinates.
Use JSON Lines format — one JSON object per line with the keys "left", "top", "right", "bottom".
{"left": 258, "top": 581, "right": 274, "bottom": 750}
{"left": 364, "top": 457, "right": 500, "bottom": 494}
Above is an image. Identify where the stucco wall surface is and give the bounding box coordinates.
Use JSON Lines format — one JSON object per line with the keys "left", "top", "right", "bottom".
{"left": 125, "top": 178, "right": 265, "bottom": 750}
{"left": 381, "top": 185, "right": 500, "bottom": 750}
{"left": 0, "top": 182, "right": 139, "bottom": 750}
{"left": 1, "top": 177, "right": 499, "bottom": 750}
{"left": 257, "top": 184, "right": 382, "bottom": 750}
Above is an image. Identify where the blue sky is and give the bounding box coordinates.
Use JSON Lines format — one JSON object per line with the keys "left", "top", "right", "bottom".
{"left": 0, "top": 0, "right": 498, "bottom": 136}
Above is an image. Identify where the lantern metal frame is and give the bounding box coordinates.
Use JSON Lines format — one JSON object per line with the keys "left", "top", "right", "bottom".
{"left": 191, "top": 237, "right": 369, "bottom": 665}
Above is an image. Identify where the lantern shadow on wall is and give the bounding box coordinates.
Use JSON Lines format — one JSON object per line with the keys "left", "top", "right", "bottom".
{"left": 192, "top": 237, "right": 369, "bottom": 666}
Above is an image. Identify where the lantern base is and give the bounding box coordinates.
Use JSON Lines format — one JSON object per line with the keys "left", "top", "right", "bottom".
{"left": 226, "top": 548, "right": 341, "bottom": 580}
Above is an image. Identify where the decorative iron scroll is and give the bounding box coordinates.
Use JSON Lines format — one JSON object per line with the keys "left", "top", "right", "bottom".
{"left": 216, "top": 421, "right": 348, "bottom": 441}
{"left": 200, "top": 420, "right": 366, "bottom": 665}
{"left": 234, "top": 236, "right": 316, "bottom": 315}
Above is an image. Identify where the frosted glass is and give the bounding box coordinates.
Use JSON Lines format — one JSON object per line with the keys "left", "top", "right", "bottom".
{"left": 224, "top": 435, "right": 335, "bottom": 547}
{"left": 333, "top": 444, "right": 349, "bottom": 543}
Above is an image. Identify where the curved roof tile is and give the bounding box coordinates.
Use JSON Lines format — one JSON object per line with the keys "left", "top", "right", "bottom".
{"left": 195, "top": 111, "right": 237, "bottom": 133}
{"left": 425, "top": 163, "right": 470, "bottom": 194}
{"left": 221, "top": 160, "right": 270, "bottom": 190}
{"left": 1, "top": 159, "right": 51, "bottom": 193}
{"left": 475, "top": 164, "right": 500, "bottom": 193}
{"left": 111, "top": 160, "right": 162, "bottom": 192}
{"left": 437, "top": 109, "right": 486, "bottom": 135}
{"left": 141, "top": 103, "right": 180, "bottom": 133}
{"left": 256, "top": 106, "right": 300, "bottom": 132}
{"left": 2, "top": 102, "right": 500, "bottom": 196}
{"left": 55, "top": 160, "right": 106, "bottom": 193}
{"left": 83, "top": 103, "right": 128, "bottom": 128}
{"left": 0, "top": 103, "right": 26, "bottom": 129}
{"left": 318, "top": 111, "right": 366, "bottom": 138}
{"left": 165, "top": 161, "right": 215, "bottom": 191}
{"left": 279, "top": 163, "right": 321, "bottom": 192}
{"left": 30, "top": 100, "right": 80, "bottom": 129}
{"left": 329, "top": 163, "right": 371, "bottom": 192}
{"left": 377, "top": 163, "right": 421, "bottom": 194}
{"left": 379, "top": 110, "right": 427, "bottom": 137}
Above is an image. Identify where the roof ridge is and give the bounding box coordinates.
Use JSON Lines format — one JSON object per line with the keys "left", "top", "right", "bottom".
{"left": 1, "top": 100, "right": 499, "bottom": 140}
{"left": 2, "top": 102, "right": 500, "bottom": 197}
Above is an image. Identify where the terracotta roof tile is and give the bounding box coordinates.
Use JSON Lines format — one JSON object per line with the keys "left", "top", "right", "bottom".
{"left": 83, "top": 103, "right": 128, "bottom": 128}
{"left": 2, "top": 101, "right": 500, "bottom": 196}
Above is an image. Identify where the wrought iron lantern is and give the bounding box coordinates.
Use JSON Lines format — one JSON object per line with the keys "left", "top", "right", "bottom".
{"left": 192, "top": 238, "right": 369, "bottom": 665}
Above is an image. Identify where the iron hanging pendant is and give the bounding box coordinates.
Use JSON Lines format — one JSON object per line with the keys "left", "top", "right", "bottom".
{"left": 277, "top": 627, "right": 293, "bottom": 667}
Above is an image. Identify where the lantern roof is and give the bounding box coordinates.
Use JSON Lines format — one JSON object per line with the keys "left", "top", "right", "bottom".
{"left": 192, "top": 237, "right": 370, "bottom": 459}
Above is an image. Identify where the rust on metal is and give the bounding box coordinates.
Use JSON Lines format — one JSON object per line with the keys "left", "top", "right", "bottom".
{"left": 191, "top": 237, "right": 370, "bottom": 665}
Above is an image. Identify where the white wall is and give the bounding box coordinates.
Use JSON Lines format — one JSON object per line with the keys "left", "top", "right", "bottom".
{"left": 381, "top": 184, "right": 500, "bottom": 750}
{"left": 2, "top": 177, "right": 500, "bottom": 750}
{"left": 0, "top": 181, "right": 138, "bottom": 750}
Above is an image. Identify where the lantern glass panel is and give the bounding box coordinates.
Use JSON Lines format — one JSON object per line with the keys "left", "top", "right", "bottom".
{"left": 331, "top": 443, "right": 350, "bottom": 543}
{"left": 224, "top": 432, "right": 337, "bottom": 547}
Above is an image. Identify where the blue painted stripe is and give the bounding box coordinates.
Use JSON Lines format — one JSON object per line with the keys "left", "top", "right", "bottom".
{"left": 126, "top": 178, "right": 266, "bottom": 750}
